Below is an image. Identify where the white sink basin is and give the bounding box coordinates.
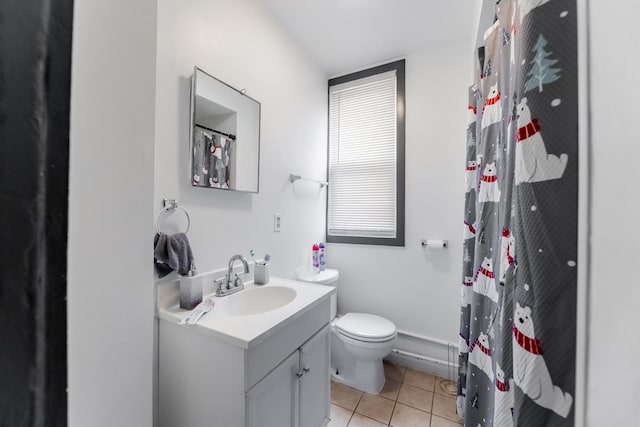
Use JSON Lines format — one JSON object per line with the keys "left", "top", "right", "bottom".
{"left": 216, "top": 286, "right": 297, "bottom": 316}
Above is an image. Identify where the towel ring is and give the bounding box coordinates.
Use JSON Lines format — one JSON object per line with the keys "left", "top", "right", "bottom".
{"left": 155, "top": 199, "right": 191, "bottom": 234}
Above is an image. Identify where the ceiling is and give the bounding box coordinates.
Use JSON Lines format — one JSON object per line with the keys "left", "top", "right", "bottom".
{"left": 261, "top": 0, "right": 477, "bottom": 77}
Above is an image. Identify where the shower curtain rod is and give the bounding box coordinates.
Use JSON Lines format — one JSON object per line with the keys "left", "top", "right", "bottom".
{"left": 195, "top": 123, "right": 236, "bottom": 140}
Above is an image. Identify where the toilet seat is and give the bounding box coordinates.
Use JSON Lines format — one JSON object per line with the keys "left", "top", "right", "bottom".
{"left": 334, "top": 313, "right": 397, "bottom": 343}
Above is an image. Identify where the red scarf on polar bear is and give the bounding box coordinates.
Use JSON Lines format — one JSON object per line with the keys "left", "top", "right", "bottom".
{"left": 496, "top": 379, "right": 510, "bottom": 392}
{"left": 517, "top": 119, "right": 541, "bottom": 141}
{"left": 512, "top": 324, "right": 544, "bottom": 355}
{"left": 475, "top": 266, "right": 495, "bottom": 280}
{"left": 464, "top": 221, "right": 476, "bottom": 234}
{"left": 482, "top": 92, "right": 501, "bottom": 112}
{"left": 469, "top": 339, "right": 491, "bottom": 356}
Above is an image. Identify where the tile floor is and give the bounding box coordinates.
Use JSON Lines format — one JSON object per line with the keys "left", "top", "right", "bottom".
{"left": 328, "top": 362, "right": 463, "bottom": 427}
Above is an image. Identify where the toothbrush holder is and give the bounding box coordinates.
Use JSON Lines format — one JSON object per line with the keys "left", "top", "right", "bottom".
{"left": 254, "top": 263, "right": 270, "bottom": 285}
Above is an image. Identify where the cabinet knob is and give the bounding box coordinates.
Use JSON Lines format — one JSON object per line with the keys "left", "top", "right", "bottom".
{"left": 296, "top": 367, "right": 311, "bottom": 379}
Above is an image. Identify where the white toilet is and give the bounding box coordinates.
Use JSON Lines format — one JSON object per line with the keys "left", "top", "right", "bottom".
{"left": 296, "top": 268, "right": 397, "bottom": 394}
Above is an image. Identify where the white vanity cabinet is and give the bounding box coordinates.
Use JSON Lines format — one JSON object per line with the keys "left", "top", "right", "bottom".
{"left": 157, "top": 280, "right": 332, "bottom": 427}
{"left": 246, "top": 325, "right": 330, "bottom": 427}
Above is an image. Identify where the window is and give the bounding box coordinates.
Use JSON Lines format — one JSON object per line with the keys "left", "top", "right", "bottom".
{"left": 326, "top": 60, "right": 405, "bottom": 246}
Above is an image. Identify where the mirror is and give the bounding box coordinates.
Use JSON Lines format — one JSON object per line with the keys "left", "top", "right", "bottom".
{"left": 190, "top": 66, "right": 261, "bottom": 193}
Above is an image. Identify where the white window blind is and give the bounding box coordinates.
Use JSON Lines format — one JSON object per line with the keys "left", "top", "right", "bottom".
{"left": 328, "top": 70, "right": 397, "bottom": 239}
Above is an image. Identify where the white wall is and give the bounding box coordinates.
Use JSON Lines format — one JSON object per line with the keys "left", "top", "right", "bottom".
{"left": 327, "top": 41, "right": 469, "bottom": 361}
{"left": 586, "top": 0, "right": 640, "bottom": 424}
{"left": 68, "top": 0, "right": 157, "bottom": 426}
{"left": 155, "top": 0, "right": 328, "bottom": 278}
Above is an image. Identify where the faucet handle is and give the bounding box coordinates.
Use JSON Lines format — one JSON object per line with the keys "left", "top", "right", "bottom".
{"left": 214, "top": 276, "right": 227, "bottom": 290}
{"left": 232, "top": 273, "right": 244, "bottom": 288}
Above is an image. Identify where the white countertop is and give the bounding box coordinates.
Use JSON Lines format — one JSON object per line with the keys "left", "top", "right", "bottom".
{"left": 156, "top": 277, "right": 334, "bottom": 349}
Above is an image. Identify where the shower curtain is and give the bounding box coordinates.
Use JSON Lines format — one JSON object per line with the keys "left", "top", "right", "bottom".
{"left": 457, "top": 1, "right": 577, "bottom": 425}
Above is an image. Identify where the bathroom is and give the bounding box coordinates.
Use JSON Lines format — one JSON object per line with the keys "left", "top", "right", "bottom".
{"left": 152, "top": 1, "right": 469, "bottom": 423}
{"left": 2, "top": 0, "right": 638, "bottom": 426}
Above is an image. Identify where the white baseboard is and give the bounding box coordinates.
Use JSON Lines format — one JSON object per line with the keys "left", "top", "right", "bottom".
{"left": 385, "top": 329, "right": 459, "bottom": 380}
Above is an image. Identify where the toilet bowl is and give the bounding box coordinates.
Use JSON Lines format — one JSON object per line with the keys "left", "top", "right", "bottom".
{"left": 296, "top": 268, "right": 397, "bottom": 394}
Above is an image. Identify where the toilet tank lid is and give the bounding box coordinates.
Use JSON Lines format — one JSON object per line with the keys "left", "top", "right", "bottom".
{"left": 335, "top": 313, "right": 397, "bottom": 340}
{"left": 295, "top": 268, "right": 339, "bottom": 284}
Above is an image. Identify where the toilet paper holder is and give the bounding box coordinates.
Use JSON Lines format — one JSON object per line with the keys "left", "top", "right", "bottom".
{"left": 420, "top": 239, "right": 448, "bottom": 249}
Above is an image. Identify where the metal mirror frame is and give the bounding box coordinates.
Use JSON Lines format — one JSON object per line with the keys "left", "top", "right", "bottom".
{"left": 189, "top": 66, "right": 261, "bottom": 193}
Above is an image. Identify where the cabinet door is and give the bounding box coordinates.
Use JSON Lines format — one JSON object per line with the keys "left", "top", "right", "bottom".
{"left": 246, "top": 350, "right": 299, "bottom": 427}
{"left": 299, "top": 324, "right": 330, "bottom": 427}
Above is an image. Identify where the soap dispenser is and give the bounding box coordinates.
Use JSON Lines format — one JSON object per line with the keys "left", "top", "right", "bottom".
{"left": 179, "top": 261, "right": 203, "bottom": 310}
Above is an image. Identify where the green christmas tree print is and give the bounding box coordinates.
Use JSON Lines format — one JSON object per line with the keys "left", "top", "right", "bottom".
{"left": 525, "top": 34, "right": 561, "bottom": 93}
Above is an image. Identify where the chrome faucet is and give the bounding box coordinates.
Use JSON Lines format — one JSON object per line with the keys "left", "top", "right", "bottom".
{"left": 215, "top": 254, "right": 250, "bottom": 296}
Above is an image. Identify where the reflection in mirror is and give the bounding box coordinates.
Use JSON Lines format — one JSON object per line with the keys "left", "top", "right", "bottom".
{"left": 190, "top": 67, "right": 261, "bottom": 193}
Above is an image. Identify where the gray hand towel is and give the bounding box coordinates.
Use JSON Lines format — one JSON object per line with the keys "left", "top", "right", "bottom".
{"left": 154, "top": 232, "right": 194, "bottom": 278}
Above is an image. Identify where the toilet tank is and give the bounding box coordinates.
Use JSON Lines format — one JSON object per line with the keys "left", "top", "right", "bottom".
{"left": 295, "top": 268, "right": 339, "bottom": 319}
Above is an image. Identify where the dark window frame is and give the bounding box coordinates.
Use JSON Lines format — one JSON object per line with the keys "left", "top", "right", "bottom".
{"left": 326, "top": 59, "right": 405, "bottom": 247}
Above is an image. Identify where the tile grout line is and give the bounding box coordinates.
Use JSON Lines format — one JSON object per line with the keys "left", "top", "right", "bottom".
{"left": 427, "top": 378, "right": 435, "bottom": 427}
{"left": 348, "top": 392, "right": 363, "bottom": 427}
{"left": 388, "top": 367, "right": 407, "bottom": 427}
{"left": 386, "top": 371, "right": 402, "bottom": 427}
{"left": 387, "top": 384, "right": 398, "bottom": 427}
{"left": 388, "top": 402, "right": 396, "bottom": 426}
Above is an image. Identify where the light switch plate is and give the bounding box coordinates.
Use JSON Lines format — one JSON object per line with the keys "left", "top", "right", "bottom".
{"left": 273, "top": 213, "right": 282, "bottom": 232}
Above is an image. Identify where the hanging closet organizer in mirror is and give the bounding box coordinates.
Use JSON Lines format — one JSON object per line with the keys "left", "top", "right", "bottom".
{"left": 190, "top": 66, "right": 261, "bottom": 193}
